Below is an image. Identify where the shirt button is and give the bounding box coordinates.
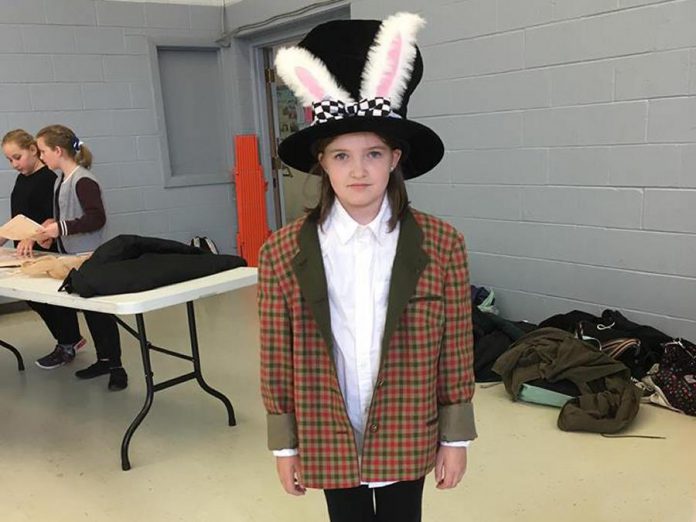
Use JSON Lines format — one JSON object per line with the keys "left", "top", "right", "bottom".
{"left": 376, "top": 378, "right": 385, "bottom": 387}
{"left": 369, "top": 423, "right": 378, "bottom": 433}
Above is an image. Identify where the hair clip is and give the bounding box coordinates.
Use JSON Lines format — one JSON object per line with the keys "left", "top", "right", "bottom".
{"left": 71, "top": 136, "right": 83, "bottom": 152}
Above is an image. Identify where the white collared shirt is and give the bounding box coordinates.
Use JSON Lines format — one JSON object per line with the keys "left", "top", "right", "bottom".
{"left": 319, "top": 196, "right": 398, "bottom": 455}
{"left": 319, "top": 197, "right": 397, "bottom": 488}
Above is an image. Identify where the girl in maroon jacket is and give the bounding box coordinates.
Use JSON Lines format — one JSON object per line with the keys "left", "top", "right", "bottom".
{"left": 35, "top": 125, "right": 127, "bottom": 391}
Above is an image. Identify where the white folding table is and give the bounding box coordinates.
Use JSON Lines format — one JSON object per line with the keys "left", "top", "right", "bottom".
{"left": 0, "top": 266, "right": 258, "bottom": 470}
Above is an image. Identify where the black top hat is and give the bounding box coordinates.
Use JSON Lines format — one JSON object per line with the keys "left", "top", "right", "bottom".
{"left": 275, "top": 12, "right": 444, "bottom": 179}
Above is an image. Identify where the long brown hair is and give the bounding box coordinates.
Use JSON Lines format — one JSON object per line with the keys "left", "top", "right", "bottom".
{"left": 36, "top": 124, "right": 93, "bottom": 170}
{"left": 305, "top": 133, "right": 410, "bottom": 231}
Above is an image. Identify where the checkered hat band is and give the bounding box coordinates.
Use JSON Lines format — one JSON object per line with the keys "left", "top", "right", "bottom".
{"left": 311, "top": 97, "right": 399, "bottom": 125}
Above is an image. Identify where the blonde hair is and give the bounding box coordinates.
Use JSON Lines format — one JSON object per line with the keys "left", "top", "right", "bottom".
{"left": 36, "top": 124, "right": 93, "bottom": 170}
{"left": 2, "top": 129, "right": 38, "bottom": 152}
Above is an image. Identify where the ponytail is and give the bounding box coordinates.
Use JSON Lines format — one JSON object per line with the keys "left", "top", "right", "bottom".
{"left": 75, "top": 144, "right": 93, "bottom": 170}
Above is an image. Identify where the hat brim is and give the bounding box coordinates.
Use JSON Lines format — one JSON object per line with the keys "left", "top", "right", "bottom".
{"left": 277, "top": 117, "right": 444, "bottom": 180}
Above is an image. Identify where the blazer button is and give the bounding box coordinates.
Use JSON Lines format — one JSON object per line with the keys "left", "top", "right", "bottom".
{"left": 369, "top": 423, "right": 378, "bottom": 433}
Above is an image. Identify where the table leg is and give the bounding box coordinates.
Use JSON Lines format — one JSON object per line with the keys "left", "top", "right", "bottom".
{"left": 118, "top": 304, "right": 236, "bottom": 470}
{"left": 0, "top": 339, "right": 24, "bottom": 371}
{"left": 186, "top": 301, "right": 236, "bottom": 426}
{"left": 120, "top": 313, "right": 154, "bottom": 471}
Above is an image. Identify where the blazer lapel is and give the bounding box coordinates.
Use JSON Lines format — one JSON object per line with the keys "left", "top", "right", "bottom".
{"left": 291, "top": 210, "right": 429, "bottom": 363}
{"left": 382, "top": 209, "right": 429, "bottom": 353}
{"left": 291, "top": 218, "right": 334, "bottom": 359}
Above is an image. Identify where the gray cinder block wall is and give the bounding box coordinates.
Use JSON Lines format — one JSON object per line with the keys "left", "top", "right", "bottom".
{"left": 3, "top": 0, "right": 694, "bottom": 340}
{"left": 348, "top": 0, "right": 696, "bottom": 340}
{"left": 230, "top": 0, "right": 696, "bottom": 340}
{"left": 0, "top": 0, "right": 242, "bottom": 254}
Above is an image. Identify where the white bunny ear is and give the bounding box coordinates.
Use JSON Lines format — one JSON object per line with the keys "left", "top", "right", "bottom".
{"left": 275, "top": 47, "right": 354, "bottom": 106}
{"left": 360, "top": 12, "right": 425, "bottom": 109}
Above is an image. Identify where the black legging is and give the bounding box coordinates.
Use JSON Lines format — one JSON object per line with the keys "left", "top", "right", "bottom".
{"left": 27, "top": 302, "right": 121, "bottom": 364}
{"left": 83, "top": 311, "right": 122, "bottom": 365}
{"left": 323, "top": 476, "right": 426, "bottom": 522}
{"left": 27, "top": 301, "right": 81, "bottom": 346}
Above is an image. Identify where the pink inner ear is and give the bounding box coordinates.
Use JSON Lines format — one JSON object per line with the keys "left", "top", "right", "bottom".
{"left": 376, "top": 34, "right": 402, "bottom": 98}
{"left": 296, "top": 66, "right": 325, "bottom": 101}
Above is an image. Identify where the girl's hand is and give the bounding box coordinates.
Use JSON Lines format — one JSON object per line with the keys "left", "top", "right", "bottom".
{"left": 276, "top": 455, "right": 306, "bottom": 496}
{"left": 16, "top": 239, "right": 36, "bottom": 257}
{"left": 37, "top": 237, "right": 54, "bottom": 249}
{"left": 36, "top": 219, "right": 60, "bottom": 241}
{"left": 434, "top": 445, "right": 468, "bottom": 489}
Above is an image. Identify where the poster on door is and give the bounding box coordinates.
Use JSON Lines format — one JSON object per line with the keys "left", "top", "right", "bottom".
{"left": 276, "top": 85, "right": 300, "bottom": 139}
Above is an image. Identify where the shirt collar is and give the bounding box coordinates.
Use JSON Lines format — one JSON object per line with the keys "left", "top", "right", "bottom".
{"left": 325, "top": 196, "right": 393, "bottom": 246}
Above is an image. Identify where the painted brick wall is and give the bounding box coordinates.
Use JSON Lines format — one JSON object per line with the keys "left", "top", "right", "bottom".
{"left": 6, "top": 0, "right": 694, "bottom": 339}
{"left": 350, "top": 0, "right": 696, "bottom": 339}
{"left": 0, "top": 0, "right": 241, "bottom": 254}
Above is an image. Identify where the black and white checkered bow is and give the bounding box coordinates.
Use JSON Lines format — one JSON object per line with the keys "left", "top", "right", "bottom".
{"left": 311, "top": 97, "right": 394, "bottom": 125}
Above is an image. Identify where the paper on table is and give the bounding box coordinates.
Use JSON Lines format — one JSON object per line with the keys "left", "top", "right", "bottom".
{"left": 0, "top": 214, "right": 44, "bottom": 241}
{"left": 0, "top": 251, "right": 23, "bottom": 268}
{"left": 0, "top": 249, "right": 51, "bottom": 268}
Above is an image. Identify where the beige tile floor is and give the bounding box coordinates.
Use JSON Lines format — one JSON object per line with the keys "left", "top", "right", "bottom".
{"left": 0, "top": 285, "right": 694, "bottom": 522}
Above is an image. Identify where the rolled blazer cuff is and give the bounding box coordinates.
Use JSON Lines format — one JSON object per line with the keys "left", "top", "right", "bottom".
{"left": 439, "top": 402, "right": 477, "bottom": 442}
{"left": 267, "top": 412, "right": 298, "bottom": 450}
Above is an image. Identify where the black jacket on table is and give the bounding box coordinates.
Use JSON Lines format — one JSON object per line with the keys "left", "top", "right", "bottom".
{"left": 61, "top": 234, "right": 247, "bottom": 297}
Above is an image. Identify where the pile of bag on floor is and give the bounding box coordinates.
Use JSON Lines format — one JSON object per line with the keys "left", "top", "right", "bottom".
{"left": 470, "top": 286, "right": 696, "bottom": 434}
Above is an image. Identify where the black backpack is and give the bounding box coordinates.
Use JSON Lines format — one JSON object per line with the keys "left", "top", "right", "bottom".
{"left": 649, "top": 339, "right": 696, "bottom": 416}
{"left": 190, "top": 236, "right": 219, "bottom": 254}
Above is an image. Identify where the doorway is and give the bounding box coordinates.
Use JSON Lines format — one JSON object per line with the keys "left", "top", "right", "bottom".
{"left": 263, "top": 44, "right": 321, "bottom": 225}
{"left": 250, "top": 7, "right": 349, "bottom": 229}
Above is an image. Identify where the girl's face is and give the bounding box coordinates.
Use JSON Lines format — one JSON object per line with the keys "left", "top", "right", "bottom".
{"left": 2, "top": 142, "right": 41, "bottom": 175}
{"left": 36, "top": 137, "right": 62, "bottom": 170}
{"left": 319, "top": 132, "right": 401, "bottom": 221}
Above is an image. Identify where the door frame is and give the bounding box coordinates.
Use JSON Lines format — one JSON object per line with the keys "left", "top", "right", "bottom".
{"left": 247, "top": 6, "right": 350, "bottom": 230}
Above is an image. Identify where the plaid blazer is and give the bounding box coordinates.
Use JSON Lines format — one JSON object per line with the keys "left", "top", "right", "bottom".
{"left": 258, "top": 208, "right": 477, "bottom": 489}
